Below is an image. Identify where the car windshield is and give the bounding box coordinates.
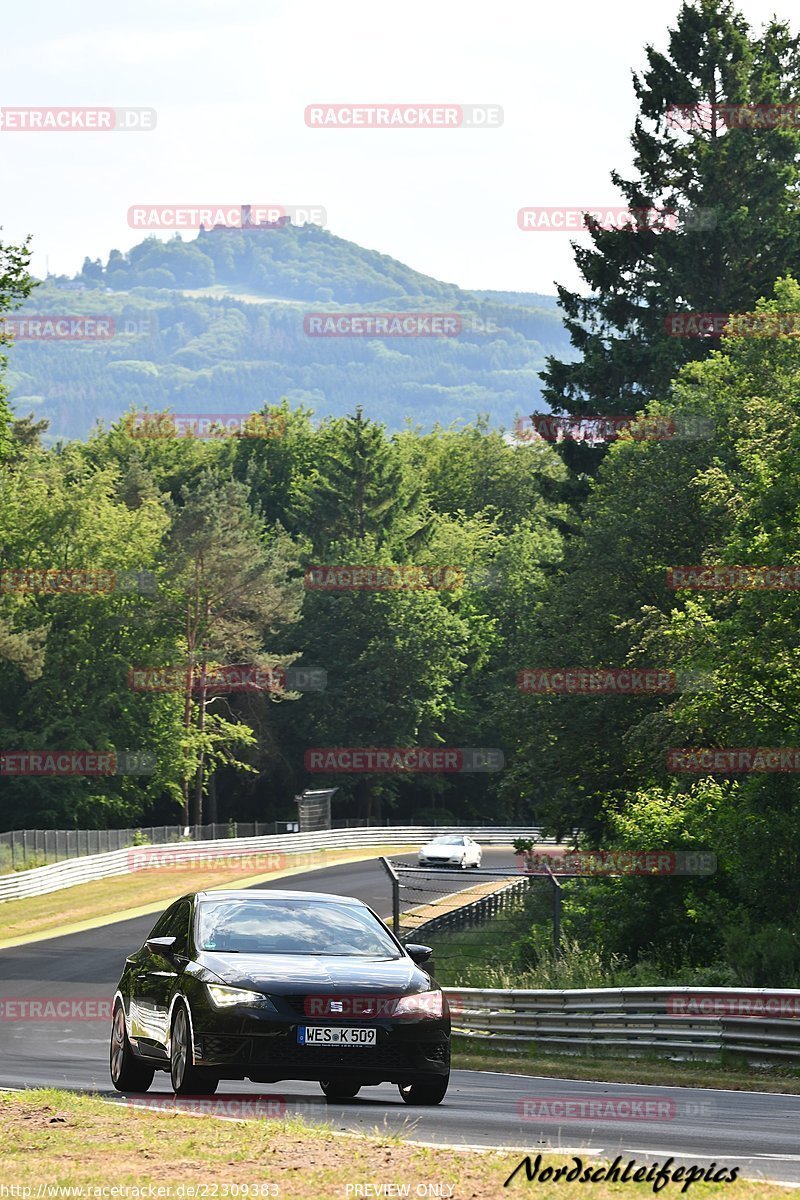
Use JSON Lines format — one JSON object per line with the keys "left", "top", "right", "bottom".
{"left": 431, "top": 836, "right": 464, "bottom": 845}
{"left": 195, "top": 898, "right": 402, "bottom": 957}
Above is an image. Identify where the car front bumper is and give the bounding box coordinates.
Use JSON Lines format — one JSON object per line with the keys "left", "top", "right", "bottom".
{"left": 190, "top": 1005, "right": 451, "bottom": 1085}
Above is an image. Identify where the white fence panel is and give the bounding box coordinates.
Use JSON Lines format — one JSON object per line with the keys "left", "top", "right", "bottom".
{"left": 0, "top": 826, "right": 548, "bottom": 902}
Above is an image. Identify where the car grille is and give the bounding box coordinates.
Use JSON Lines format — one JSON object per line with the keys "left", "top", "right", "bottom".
{"left": 280, "top": 994, "right": 392, "bottom": 1017}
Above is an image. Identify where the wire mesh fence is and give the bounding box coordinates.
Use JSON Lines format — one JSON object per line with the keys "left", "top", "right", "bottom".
{"left": 0, "top": 819, "right": 388, "bottom": 872}
{"left": 385, "top": 858, "right": 559, "bottom": 987}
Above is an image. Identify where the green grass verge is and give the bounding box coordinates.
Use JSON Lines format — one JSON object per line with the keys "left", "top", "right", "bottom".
{"left": 0, "top": 1087, "right": 796, "bottom": 1198}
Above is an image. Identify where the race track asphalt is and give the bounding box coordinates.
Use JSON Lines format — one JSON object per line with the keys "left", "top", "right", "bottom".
{"left": 1, "top": 849, "right": 799, "bottom": 1185}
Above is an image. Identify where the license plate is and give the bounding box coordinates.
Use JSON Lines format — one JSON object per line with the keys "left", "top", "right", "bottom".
{"left": 298, "top": 1026, "right": 377, "bottom": 1046}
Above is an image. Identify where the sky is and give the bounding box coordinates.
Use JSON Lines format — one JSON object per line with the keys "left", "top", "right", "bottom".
{"left": 1, "top": 0, "right": 794, "bottom": 295}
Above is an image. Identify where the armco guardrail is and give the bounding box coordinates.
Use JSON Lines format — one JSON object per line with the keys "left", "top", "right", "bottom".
{"left": 443, "top": 986, "right": 800, "bottom": 1064}
{"left": 0, "top": 827, "right": 547, "bottom": 903}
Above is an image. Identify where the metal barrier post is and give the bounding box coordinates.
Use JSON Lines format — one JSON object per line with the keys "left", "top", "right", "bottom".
{"left": 548, "top": 867, "right": 563, "bottom": 956}
{"left": 378, "top": 856, "right": 401, "bottom": 935}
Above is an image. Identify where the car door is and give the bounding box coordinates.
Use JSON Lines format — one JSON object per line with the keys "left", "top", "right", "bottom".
{"left": 130, "top": 899, "right": 192, "bottom": 1055}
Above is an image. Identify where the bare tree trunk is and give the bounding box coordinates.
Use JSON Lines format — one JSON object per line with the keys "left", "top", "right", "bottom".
{"left": 207, "top": 771, "right": 218, "bottom": 824}
{"left": 183, "top": 559, "right": 203, "bottom": 826}
{"left": 192, "top": 675, "right": 208, "bottom": 826}
{"left": 181, "top": 672, "right": 192, "bottom": 827}
{"left": 182, "top": 570, "right": 201, "bottom": 827}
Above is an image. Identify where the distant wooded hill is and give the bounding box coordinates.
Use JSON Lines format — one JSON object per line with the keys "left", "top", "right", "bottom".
{"left": 5, "top": 223, "right": 573, "bottom": 441}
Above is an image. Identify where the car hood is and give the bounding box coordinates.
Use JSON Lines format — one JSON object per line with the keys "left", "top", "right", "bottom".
{"left": 421, "top": 845, "right": 461, "bottom": 855}
{"left": 198, "top": 952, "right": 429, "bottom": 994}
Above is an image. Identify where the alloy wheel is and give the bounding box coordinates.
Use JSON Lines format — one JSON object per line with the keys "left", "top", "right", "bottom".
{"left": 171, "top": 1009, "right": 188, "bottom": 1091}
{"left": 110, "top": 1007, "right": 126, "bottom": 1083}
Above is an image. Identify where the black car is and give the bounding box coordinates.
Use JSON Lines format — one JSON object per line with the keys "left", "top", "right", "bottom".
{"left": 110, "top": 889, "right": 450, "bottom": 1104}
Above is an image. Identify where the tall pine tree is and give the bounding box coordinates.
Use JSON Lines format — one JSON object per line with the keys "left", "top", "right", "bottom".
{"left": 541, "top": 0, "right": 800, "bottom": 470}
{"left": 300, "top": 407, "right": 427, "bottom": 554}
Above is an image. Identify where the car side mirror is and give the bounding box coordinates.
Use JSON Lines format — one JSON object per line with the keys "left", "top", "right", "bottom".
{"left": 405, "top": 943, "right": 433, "bottom": 964}
{"left": 145, "top": 936, "right": 178, "bottom": 957}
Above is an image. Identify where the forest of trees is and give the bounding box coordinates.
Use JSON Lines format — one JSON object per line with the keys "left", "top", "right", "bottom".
{"left": 3, "top": 0, "right": 800, "bottom": 985}
{"left": 0, "top": 396, "right": 568, "bottom": 834}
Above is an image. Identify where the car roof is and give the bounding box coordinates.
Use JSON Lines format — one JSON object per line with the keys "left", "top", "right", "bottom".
{"left": 193, "top": 889, "right": 368, "bottom": 905}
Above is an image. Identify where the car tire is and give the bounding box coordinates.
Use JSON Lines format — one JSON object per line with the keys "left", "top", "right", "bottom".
{"left": 110, "top": 1001, "right": 155, "bottom": 1093}
{"left": 459, "top": 856, "right": 467, "bottom": 870}
{"left": 398, "top": 1074, "right": 449, "bottom": 1105}
{"left": 170, "top": 1004, "right": 219, "bottom": 1096}
{"left": 319, "top": 1079, "right": 362, "bottom": 1100}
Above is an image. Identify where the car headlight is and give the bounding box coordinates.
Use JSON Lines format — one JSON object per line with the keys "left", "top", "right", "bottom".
{"left": 393, "top": 991, "right": 444, "bottom": 1018}
{"left": 206, "top": 984, "right": 277, "bottom": 1009}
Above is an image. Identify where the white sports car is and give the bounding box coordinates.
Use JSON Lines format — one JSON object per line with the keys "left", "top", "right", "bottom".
{"left": 417, "top": 835, "right": 482, "bottom": 869}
